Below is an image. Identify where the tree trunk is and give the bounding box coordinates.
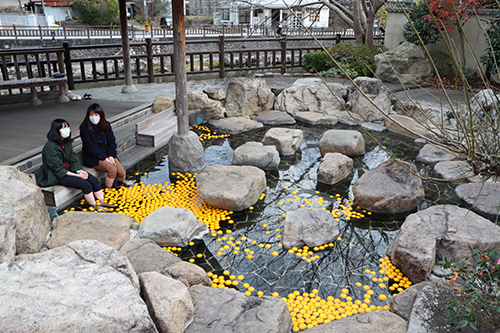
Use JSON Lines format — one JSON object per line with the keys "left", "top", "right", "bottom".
{"left": 353, "top": 1, "right": 365, "bottom": 45}
{"left": 458, "top": 24, "right": 466, "bottom": 67}
{"left": 365, "top": 13, "right": 375, "bottom": 49}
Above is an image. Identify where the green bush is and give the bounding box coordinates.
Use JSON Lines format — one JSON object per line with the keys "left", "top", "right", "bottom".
{"left": 303, "top": 51, "right": 331, "bottom": 73}
{"left": 73, "top": 0, "right": 119, "bottom": 26}
{"left": 441, "top": 249, "right": 500, "bottom": 331}
{"left": 402, "top": 2, "right": 441, "bottom": 45}
{"left": 481, "top": 12, "right": 500, "bottom": 74}
{"left": 428, "top": 50, "right": 456, "bottom": 77}
{"left": 327, "top": 42, "right": 385, "bottom": 77}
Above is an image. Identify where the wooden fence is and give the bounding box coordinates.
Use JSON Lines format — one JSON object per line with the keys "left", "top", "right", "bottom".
{"left": 0, "top": 23, "right": 382, "bottom": 40}
{"left": 0, "top": 34, "right": 383, "bottom": 96}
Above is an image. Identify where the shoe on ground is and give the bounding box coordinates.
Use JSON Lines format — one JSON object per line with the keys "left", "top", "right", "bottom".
{"left": 100, "top": 202, "right": 116, "bottom": 209}
{"left": 83, "top": 93, "right": 92, "bottom": 100}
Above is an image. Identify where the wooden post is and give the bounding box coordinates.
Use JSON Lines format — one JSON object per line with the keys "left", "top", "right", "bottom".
{"left": 119, "top": 0, "right": 135, "bottom": 90}
{"left": 39, "top": 25, "right": 42, "bottom": 40}
{"left": 146, "top": 37, "right": 154, "bottom": 83}
{"left": 281, "top": 37, "right": 286, "bottom": 75}
{"left": 336, "top": 33, "right": 341, "bottom": 44}
{"left": 219, "top": 35, "right": 225, "bottom": 79}
{"left": 172, "top": 0, "right": 189, "bottom": 136}
{"left": 13, "top": 25, "right": 17, "bottom": 40}
{"left": 62, "top": 41, "right": 74, "bottom": 90}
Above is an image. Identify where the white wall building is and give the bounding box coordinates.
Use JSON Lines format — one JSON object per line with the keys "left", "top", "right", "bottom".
{"left": 217, "top": 0, "right": 329, "bottom": 29}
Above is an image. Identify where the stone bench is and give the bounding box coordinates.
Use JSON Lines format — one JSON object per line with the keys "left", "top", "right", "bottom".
{"left": 136, "top": 108, "right": 177, "bottom": 147}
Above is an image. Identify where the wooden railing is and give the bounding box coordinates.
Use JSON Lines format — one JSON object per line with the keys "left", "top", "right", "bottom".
{"left": 0, "top": 23, "right": 381, "bottom": 40}
{"left": 0, "top": 34, "right": 384, "bottom": 96}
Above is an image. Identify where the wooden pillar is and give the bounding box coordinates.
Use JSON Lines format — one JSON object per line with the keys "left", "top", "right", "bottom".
{"left": 119, "top": 0, "right": 135, "bottom": 90}
{"left": 172, "top": 0, "right": 189, "bottom": 136}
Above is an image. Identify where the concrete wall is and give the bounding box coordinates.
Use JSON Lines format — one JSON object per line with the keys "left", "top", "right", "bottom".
{"left": 385, "top": 11, "right": 494, "bottom": 70}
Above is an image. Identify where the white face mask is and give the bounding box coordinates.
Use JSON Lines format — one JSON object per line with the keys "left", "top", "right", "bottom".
{"left": 90, "top": 116, "right": 100, "bottom": 125}
{"left": 60, "top": 127, "right": 71, "bottom": 138}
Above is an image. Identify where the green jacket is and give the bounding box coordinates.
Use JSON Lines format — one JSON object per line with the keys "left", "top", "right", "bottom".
{"left": 34, "top": 140, "right": 83, "bottom": 187}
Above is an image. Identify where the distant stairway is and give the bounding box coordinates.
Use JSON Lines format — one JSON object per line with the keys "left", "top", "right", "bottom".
{"left": 136, "top": 108, "right": 177, "bottom": 147}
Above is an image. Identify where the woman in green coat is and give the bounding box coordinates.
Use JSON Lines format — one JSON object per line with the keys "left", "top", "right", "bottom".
{"left": 34, "top": 118, "right": 112, "bottom": 211}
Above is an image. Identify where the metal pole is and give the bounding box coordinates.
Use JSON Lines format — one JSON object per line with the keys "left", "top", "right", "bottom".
{"left": 172, "top": 0, "right": 189, "bottom": 136}
{"left": 144, "top": 0, "right": 149, "bottom": 33}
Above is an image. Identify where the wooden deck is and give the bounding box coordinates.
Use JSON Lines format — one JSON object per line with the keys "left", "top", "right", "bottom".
{"left": 0, "top": 98, "right": 144, "bottom": 164}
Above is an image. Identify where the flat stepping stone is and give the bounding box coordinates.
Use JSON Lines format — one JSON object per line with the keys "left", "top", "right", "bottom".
{"left": 282, "top": 208, "right": 340, "bottom": 250}
{"left": 385, "top": 114, "right": 432, "bottom": 139}
{"left": 196, "top": 165, "right": 266, "bottom": 211}
{"left": 319, "top": 129, "right": 365, "bottom": 157}
{"left": 433, "top": 160, "right": 473, "bottom": 179}
{"left": 138, "top": 206, "right": 209, "bottom": 247}
{"left": 293, "top": 111, "right": 338, "bottom": 126}
{"left": 47, "top": 211, "right": 135, "bottom": 250}
{"left": 251, "top": 110, "right": 296, "bottom": 125}
{"left": 416, "top": 144, "right": 458, "bottom": 164}
{"left": 261, "top": 127, "right": 303, "bottom": 156}
{"left": 208, "top": 117, "right": 263, "bottom": 135}
{"left": 455, "top": 182, "right": 500, "bottom": 217}
{"left": 333, "top": 111, "right": 365, "bottom": 126}
{"left": 232, "top": 141, "right": 280, "bottom": 170}
{"left": 317, "top": 153, "right": 353, "bottom": 185}
{"left": 360, "top": 122, "right": 387, "bottom": 132}
{"left": 353, "top": 159, "right": 424, "bottom": 214}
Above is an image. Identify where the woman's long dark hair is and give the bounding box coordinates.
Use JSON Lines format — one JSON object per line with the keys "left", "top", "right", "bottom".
{"left": 79, "top": 103, "right": 108, "bottom": 133}
{"left": 47, "top": 118, "right": 72, "bottom": 144}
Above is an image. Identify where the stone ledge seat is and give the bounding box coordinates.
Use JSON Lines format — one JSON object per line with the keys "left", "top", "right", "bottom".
{"left": 136, "top": 108, "right": 177, "bottom": 147}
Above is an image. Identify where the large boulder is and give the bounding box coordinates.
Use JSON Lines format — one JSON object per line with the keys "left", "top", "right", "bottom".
{"left": 0, "top": 240, "right": 157, "bottom": 332}
{"left": 387, "top": 205, "right": 500, "bottom": 284}
{"left": 47, "top": 211, "right": 135, "bottom": 250}
{"left": 416, "top": 144, "right": 458, "bottom": 164}
{"left": 389, "top": 280, "right": 439, "bottom": 320}
{"left": 208, "top": 117, "right": 263, "bottom": 135}
{"left": 455, "top": 183, "right": 500, "bottom": 217}
{"left": 162, "top": 261, "right": 211, "bottom": 288}
{"left": 186, "top": 285, "right": 292, "bottom": 333}
{"left": 0, "top": 203, "right": 16, "bottom": 263}
{"left": 433, "top": 161, "right": 473, "bottom": 180}
{"left": 317, "top": 153, "right": 353, "bottom": 185}
{"left": 301, "top": 310, "right": 407, "bottom": 333}
{"left": 274, "top": 83, "right": 349, "bottom": 116}
{"left": 251, "top": 110, "right": 296, "bottom": 125}
{"left": 0, "top": 166, "right": 50, "bottom": 256}
{"left": 187, "top": 90, "right": 226, "bottom": 126}
{"left": 196, "top": 165, "right": 266, "bottom": 211}
{"left": 406, "top": 284, "right": 489, "bottom": 333}
{"left": 232, "top": 141, "right": 280, "bottom": 170}
{"left": 138, "top": 206, "right": 209, "bottom": 247}
{"left": 348, "top": 77, "right": 391, "bottom": 122}
{"left": 293, "top": 111, "right": 338, "bottom": 126}
{"left": 375, "top": 42, "right": 433, "bottom": 84}
{"left": 353, "top": 159, "right": 424, "bottom": 214}
{"left": 203, "top": 88, "right": 226, "bottom": 101}
{"left": 140, "top": 272, "right": 194, "bottom": 333}
{"left": 119, "top": 238, "right": 182, "bottom": 274}
{"left": 318, "top": 129, "right": 365, "bottom": 157}
{"left": 168, "top": 131, "right": 206, "bottom": 174}
{"left": 152, "top": 96, "right": 175, "bottom": 113}
{"left": 385, "top": 114, "right": 433, "bottom": 139}
{"left": 119, "top": 239, "right": 210, "bottom": 288}
{"left": 225, "top": 78, "right": 275, "bottom": 117}
{"left": 470, "top": 89, "right": 499, "bottom": 119}
{"left": 282, "top": 208, "right": 340, "bottom": 250}
{"left": 393, "top": 100, "right": 456, "bottom": 130}
{"left": 261, "top": 128, "right": 303, "bottom": 156}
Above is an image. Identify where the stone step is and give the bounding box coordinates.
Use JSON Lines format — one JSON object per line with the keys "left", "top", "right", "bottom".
{"left": 136, "top": 108, "right": 177, "bottom": 147}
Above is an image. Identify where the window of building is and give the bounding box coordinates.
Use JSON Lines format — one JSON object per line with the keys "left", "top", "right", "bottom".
{"left": 307, "top": 8, "right": 320, "bottom": 23}
{"left": 222, "top": 8, "right": 230, "bottom": 20}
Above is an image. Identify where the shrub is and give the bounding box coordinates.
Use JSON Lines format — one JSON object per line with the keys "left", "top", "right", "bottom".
{"left": 428, "top": 50, "right": 456, "bottom": 77}
{"left": 73, "top": 0, "right": 119, "bottom": 26}
{"left": 327, "top": 42, "right": 385, "bottom": 77}
{"left": 480, "top": 12, "right": 500, "bottom": 75}
{"left": 402, "top": 1, "right": 441, "bottom": 45}
{"left": 441, "top": 249, "right": 500, "bottom": 331}
{"left": 303, "top": 51, "right": 331, "bottom": 73}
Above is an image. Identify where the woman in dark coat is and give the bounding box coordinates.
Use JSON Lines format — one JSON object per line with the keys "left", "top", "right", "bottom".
{"left": 79, "top": 103, "right": 132, "bottom": 189}
{"left": 34, "top": 118, "right": 111, "bottom": 210}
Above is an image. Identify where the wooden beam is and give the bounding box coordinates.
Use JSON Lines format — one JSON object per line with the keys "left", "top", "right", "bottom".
{"left": 172, "top": 0, "right": 189, "bottom": 136}
{"left": 119, "top": 0, "right": 133, "bottom": 87}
